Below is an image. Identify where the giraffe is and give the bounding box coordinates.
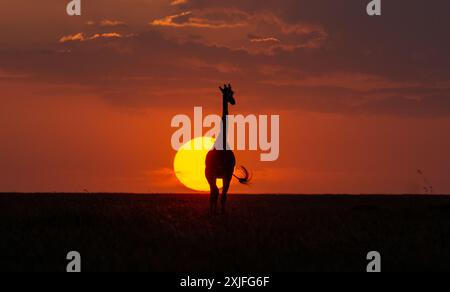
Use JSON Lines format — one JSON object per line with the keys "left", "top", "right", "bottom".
{"left": 205, "top": 84, "right": 251, "bottom": 215}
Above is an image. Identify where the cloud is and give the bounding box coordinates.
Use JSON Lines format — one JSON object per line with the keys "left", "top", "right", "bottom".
{"left": 151, "top": 10, "right": 247, "bottom": 29}
{"left": 248, "top": 35, "right": 280, "bottom": 43}
{"left": 180, "top": 57, "right": 242, "bottom": 73}
{"left": 59, "top": 33, "right": 85, "bottom": 43}
{"left": 86, "top": 19, "right": 127, "bottom": 27}
{"left": 59, "top": 32, "right": 123, "bottom": 43}
{"left": 2, "top": 26, "right": 449, "bottom": 118}
{"left": 150, "top": 8, "right": 327, "bottom": 54}
{"left": 361, "top": 96, "right": 450, "bottom": 118}
{"left": 171, "top": 0, "right": 188, "bottom": 6}
{"left": 0, "top": 69, "right": 28, "bottom": 80}
{"left": 1, "top": 0, "right": 449, "bottom": 118}
{"left": 99, "top": 19, "right": 127, "bottom": 27}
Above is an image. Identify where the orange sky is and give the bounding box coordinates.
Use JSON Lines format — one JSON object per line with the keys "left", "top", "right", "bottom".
{"left": 1, "top": 0, "right": 450, "bottom": 194}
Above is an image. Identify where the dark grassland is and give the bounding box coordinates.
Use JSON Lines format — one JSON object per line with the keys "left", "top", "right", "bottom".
{"left": 1, "top": 194, "right": 450, "bottom": 272}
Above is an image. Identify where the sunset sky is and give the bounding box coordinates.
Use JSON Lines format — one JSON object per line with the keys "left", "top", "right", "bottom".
{"left": 1, "top": 0, "right": 450, "bottom": 194}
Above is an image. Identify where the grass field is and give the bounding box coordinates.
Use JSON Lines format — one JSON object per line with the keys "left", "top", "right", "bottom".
{"left": 1, "top": 194, "right": 450, "bottom": 272}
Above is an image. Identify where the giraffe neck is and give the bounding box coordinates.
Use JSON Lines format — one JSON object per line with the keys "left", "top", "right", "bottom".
{"left": 222, "top": 96, "right": 228, "bottom": 150}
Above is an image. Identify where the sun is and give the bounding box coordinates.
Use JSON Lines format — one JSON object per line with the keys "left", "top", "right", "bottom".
{"left": 174, "top": 136, "right": 223, "bottom": 192}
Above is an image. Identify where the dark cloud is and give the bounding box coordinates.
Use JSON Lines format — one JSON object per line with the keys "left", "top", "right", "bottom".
{"left": 362, "top": 96, "right": 450, "bottom": 118}
{"left": 0, "top": 0, "right": 449, "bottom": 117}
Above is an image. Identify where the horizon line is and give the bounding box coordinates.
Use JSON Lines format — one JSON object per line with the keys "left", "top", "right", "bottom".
{"left": 0, "top": 192, "right": 449, "bottom": 196}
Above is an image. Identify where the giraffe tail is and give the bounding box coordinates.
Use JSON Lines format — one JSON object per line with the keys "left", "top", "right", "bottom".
{"left": 233, "top": 166, "right": 252, "bottom": 184}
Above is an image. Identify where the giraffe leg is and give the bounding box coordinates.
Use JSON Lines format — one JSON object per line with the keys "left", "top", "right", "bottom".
{"left": 207, "top": 174, "right": 219, "bottom": 215}
{"left": 221, "top": 174, "right": 232, "bottom": 215}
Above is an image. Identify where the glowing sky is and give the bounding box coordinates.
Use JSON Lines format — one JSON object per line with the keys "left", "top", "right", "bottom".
{"left": 1, "top": 0, "right": 450, "bottom": 194}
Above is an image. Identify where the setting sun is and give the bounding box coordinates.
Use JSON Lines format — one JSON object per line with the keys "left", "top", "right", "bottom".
{"left": 174, "top": 137, "right": 223, "bottom": 192}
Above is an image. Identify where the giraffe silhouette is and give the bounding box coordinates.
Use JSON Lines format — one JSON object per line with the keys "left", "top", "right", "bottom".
{"left": 205, "top": 84, "right": 251, "bottom": 215}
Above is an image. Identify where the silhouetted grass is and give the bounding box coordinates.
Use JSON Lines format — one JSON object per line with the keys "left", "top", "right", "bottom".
{"left": 0, "top": 194, "right": 449, "bottom": 272}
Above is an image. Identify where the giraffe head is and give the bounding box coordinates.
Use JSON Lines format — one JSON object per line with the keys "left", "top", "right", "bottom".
{"left": 220, "top": 84, "right": 236, "bottom": 105}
